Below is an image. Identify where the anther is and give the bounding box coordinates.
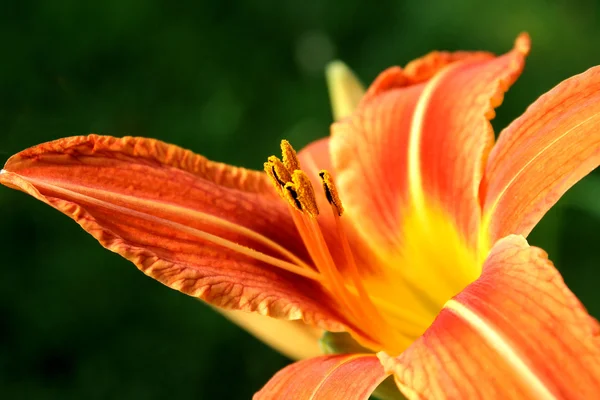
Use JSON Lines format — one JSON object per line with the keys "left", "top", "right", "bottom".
{"left": 264, "top": 156, "right": 293, "bottom": 197}
{"left": 291, "top": 170, "right": 319, "bottom": 218}
{"left": 267, "top": 156, "right": 292, "bottom": 185}
{"left": 283, "top": 183, "right": 303, "bottom": 212}
{"left": 264, "top": 164, "right": 282, "bottom": 195}
{"left": 264, "top": 140, "right": 318, "bottom": 217}
{"left": 280, "top": 140, "right": 301, "bottom": 172}
{"left": 319, "top": 170, "right": 344, "bottom": 216}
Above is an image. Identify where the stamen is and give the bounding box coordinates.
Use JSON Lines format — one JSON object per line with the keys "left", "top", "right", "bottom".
{"left": 264, "top": 143, "right": 312, "bottom": 217}
{"left": 264, "top": 157, "right": 291, "bottom": 198}
{"left": 280, "top": 140, "right": 301, "bottom": 172}
{"left": 330, "top": 204, "right": 389, "bottom": 328}
{"left": 320, "top": 170, "right": 397, "bottom": 347}
{"left": 288, "top": 205, "right": 367, "bottom": 326}
{"left": 283, "top": 183, "right": 303, "bottom": 212}
{"left": 278, "top": 170, "right": 321, "bottom": 218}
{"left": 305, "top": 218, "right": 366, "bottom": 313}
{"left": 291, "top": 170, "right": 319, "bottom": 217}
{"left": 264, "top": 140, "right": 400, "bottom": 349}
{"left": 264, "top": 162, "right": 281, "bottom": 192}
{"left": 319, "top": 170, "right": 344, "bottom": 216}
{"left": 267, "top": 156, "right": 292, "bottom": 185}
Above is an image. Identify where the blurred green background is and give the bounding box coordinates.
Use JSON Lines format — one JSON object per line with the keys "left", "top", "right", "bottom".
{"left": 1, "top": 0, "right": 600, "bottom": 398}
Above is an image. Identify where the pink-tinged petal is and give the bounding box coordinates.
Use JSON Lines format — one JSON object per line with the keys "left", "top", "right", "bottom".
{"left": 481, "top": 65, "right": 600, "bottom": 245}
{"left": 380, "top": 235, "right": 600, "bottom": 400}
{"left": 0, "top": 135, "right": 347, "bottom": 332}
{"left": 254, "top": 354, "right": 390, "bottom": 400}
{"left": 331, "top": 35, "right": 529, "bottom": 257}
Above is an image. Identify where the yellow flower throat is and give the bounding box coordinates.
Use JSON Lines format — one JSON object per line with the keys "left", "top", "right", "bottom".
{"left": 262, "top": 138, "right": 483, "bottom": 356}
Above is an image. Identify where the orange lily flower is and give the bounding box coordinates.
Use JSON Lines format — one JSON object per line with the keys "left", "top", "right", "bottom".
{"left": 2, "top": 33, "right": 600, "bottom": 399}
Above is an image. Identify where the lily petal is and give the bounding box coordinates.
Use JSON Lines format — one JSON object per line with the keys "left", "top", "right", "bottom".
{"left": 481, "top": 65, "right": 600, "bottom": 245}
{"left": 0, "top": 135, "right": 346, "bottom": 331}
{"left": 219, "top": 308, "right": 322, "bottom": 360}
{"left": 331, "top": 34, "right": 529, "bottom": 256}
{"left": 326, "top": 61, "right": 366, "bottom": 121}
{"left": 326, "top": 37, "right": 531, "bottom": 334}
{"left": 254, "top": 353, "right": 390, "bottom": 400}
{"left": 379, "top": 235, "right": 600, "bottom": 400}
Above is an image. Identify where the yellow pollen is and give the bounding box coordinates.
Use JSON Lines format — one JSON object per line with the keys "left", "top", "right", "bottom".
{"left": 267, "top": 156, "right": 292, "bottom": 185}
{"left": 283, "top": 182, "right": 303, "bottom": 212}
{"left": 264, "top": 162, "right": 284, "bottom": 197}
{"left": 290, "top": 170, "right": 319, "bottom": 217}
{"left": 265, "top": 143, "right": 320, "bottom": 218}
{"left": 319, "top": 170, "right": 344, "bottom": 216}
{"left": 280, "top": 140, "right": 301, "bottom": 172}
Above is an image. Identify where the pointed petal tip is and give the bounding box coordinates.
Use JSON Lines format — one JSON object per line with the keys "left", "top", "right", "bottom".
{"left": 515, "top": 32, "right": 531, "bottom": 55}
{"left": 0, "top": 135, "right": 349, "bottom": 334}
{"left": 325, "top": 60, "right": 361, "bottom": 94}
{"left": 325, "top": 60, "right": 365, "bottom": 121}
{"left": 325, "top": 60, "right": 353, "bottom": 78}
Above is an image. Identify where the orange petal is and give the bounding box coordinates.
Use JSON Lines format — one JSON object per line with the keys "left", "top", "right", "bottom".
{"left": 481, "top": 65, "right": 600, "bottom": 246}
{"left": 0, "top": 135, "right": 346, "bottom": 332}
{"left": 331, "top": 34, "right": 530, "bottom": 257}
{"left": 380, "top": 235, "right": 600, "bottom": 399}
{"left": 254, "top": 354, "right": 390, "bottom": 400}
